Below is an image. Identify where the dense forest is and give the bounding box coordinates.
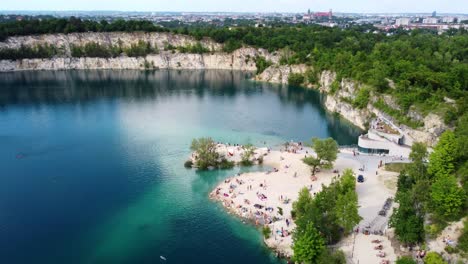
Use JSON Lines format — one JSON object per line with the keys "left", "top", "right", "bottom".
{"left": 0, "top": 17, "right": 467, "bottom": 127}
{"left": 389, "top": 117, "right": 468, "bottom": 260}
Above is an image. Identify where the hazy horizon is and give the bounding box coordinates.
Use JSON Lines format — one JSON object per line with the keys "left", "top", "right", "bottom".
{"left": 0, "top": 0, "right": 467, "bottom": 14}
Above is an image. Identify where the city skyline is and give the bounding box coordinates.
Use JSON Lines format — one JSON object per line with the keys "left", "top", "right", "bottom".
{"left": 1, "top": 0, "right": 467, "bottom": 14}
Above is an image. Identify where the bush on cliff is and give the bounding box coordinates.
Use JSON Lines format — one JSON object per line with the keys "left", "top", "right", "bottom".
{"left": 288, "top": 73, "right": 305, "bottom": 86}
{"left": 0, "top": 44, "right": 59, "bottom": 60}
{"left": 254, "top": 55, "right": 272, "bottom": 75}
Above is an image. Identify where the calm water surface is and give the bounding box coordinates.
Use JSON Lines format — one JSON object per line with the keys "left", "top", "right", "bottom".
{"left": 0, "top": 70, "right": 361, "bottom": 264}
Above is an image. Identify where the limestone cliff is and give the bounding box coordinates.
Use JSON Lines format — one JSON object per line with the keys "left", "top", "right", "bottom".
{"left": 0, "top": 32, "right": 221, "bottom": 54}
{"left": 318, "top": 71, "right": 448, "bottom": 147}
{"left": 0, "top": 48, "right": 274, "bottom": 71}
{"left": 0, "top": 32, "right": 278, "bottom": 71}
{"left": 254, "top": 64, "right": 307, "bottom": 84}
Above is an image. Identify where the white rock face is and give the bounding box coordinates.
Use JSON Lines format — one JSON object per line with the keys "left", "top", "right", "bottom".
{"left": 0, "top": 32, "right": 280, "bottom": 72}
{"left": 405, "top": 114, "right": 448, "bottom": 146}
{"left": 324, "top": 95, "right": 369, "bottom": 129}
{"left": 255, "top": 64, "right": 307, "bottom": 84}
{"left": 317, "top": 70, "right": 447, "bottom": 146}
{"left": 0, "top": 32, "right": 222, "bottom": 55}
{"left": 319, "top": 70, "right": 336, "bottom": 93}
{"left": 0, "top": 48, "right": 279, "bottom": 72}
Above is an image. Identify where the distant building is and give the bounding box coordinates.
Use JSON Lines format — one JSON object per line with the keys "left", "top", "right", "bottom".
{"left": 395, "top": 18, "right": 410, "bottom": 26}
{"left": 442, "top": 17, "right": 455, "bottom": 23}
{"left": 423, "top": 17, "right": 439, "bottom": 24}
{"left": 432, "top": 11, "right": 437, "bottom": 17}
{"left": 314, "top": 9, "right": 332, "bottom": 20}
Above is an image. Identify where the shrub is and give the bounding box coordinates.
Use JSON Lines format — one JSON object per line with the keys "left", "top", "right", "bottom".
{"left": 218, "top": 158, "right": 235, "bottom": 169}
{"left": 177, "top": 42, "right": 210, "bottom": 54}
{"left": 330, "top": 80, "right": 341, "bottom": 95}
{"left": 0, "top": 44, "right": 59, "bottom": 60}
{"left": 184, "top": 160, "right": 193, "bottom": 168}
{"left": 424, "top": 252, "right": 447, "bottom": 264}
{"left": 290, "top": 210, "right": 296, "bottom": 219}
{"left": 262, "top": 226, "right": 271, "bottom": 239}
{"left": 458, "top": 220, "right": 468, "bottom": 253}
{"left": 240, "top": 144, "right": 255, "bottom": 166}
{"left": 396, "top": 256, "right": 416, "bottom": 264}
{"left": 288, "top": 73, "right": 305, "bottom": 86}
{"left": 223, "top": 39, "right": 242, "bottom": 53}
{"left": 353, "top": 87, "right": 370, "bottom": 109}
{"left": 305, "top": 68, "right": 318, "bottom": 84}
{"left": 277, "top": 207, "right": 283, "bottom": 216}
{"left": 317, "top": 249, "right": 346, "bottom": 264}
{"left": 124, "top": 40, "right": 158, "bottom": 57}
{"left": 254, "top": 56, "right": 272, "bottom": 74}
{"left": 445, "top": 245, "right": 459, "bottom": 254}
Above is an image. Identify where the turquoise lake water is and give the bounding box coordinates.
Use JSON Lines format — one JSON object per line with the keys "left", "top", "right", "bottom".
{"left": 0, "top": 70, "right": 361, "bottom": 264}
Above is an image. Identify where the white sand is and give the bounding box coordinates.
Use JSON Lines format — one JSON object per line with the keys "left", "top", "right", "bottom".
{"left": 205, "top": 144, "right": 404, "bottom": 261}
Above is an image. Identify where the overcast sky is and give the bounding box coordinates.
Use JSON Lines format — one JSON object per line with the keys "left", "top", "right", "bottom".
{"left": 0, "top": 0, "right": 467, "bottom": 14}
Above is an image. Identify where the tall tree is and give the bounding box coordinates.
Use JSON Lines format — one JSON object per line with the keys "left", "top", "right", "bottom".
{"left": 430, "top": 175, "right": 465, "bottom": 220}
{"left": 293, "top": 222, "right": 325, "bottom": 264}
{"left": 390, "top": 191, "right": 425, "bottom": 245}
{"left": 303, "top": 137, "right": 339, "bottom": 175}
{"left": 428, "top": 131, "right": 459, "bottom": 179}
{"left": 334, "top": 189, "right": 362, "bottom": 233}
{"left": 190, "top": 137, "right": 219, "bottom": 170}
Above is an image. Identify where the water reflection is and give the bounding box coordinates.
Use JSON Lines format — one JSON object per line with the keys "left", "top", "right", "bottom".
{"left": 0, "top": 69, "right": 362, "bottom": 143}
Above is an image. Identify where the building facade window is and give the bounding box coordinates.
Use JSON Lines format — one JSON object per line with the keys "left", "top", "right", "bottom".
{"left": 358, "top": 146, "right": 389, "bottom": 154}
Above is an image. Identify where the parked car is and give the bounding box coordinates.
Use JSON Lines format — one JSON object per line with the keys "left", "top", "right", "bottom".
{"left": 357, "top": 175, "right": 364, "bottom": 183}
{"left": 378, "top": 209, "right": 387, "bottom": 216}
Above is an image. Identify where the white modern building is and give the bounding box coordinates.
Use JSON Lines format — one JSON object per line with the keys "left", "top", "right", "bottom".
{"left": 357, "top": 118, "right": 412, "bottom": 158}
{"left": 395, "top": 18, "right": 410, "bottom": 26}
{"left": 442, "top": 17, "right": 456, "bottom": 23}
{"left": 423, "top": 17, "right": 439, "bottom": 24}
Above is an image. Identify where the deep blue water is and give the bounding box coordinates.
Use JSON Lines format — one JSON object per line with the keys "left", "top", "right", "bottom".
{"left": 0, "top": 70, "right": 361, "bottom": 264}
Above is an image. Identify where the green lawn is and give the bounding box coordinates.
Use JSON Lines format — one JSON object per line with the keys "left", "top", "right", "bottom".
{"left": 384, "top": 162, "right": 409, "bottom": 173}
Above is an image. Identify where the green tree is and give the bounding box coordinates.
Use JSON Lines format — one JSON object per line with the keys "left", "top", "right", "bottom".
{"left": 293, "top": 222, "right": 325, "bottom": 264}
{"left": 317, "top": 249, "right": 346, "bottom": 264}
{"left": 424, "top": 252, "right": 447, "bottom": 264}
{"left": 390, "top": 191, "right": 425, "bottom": 245}
{"left": 334, "top": 188, "right": 362, "bottom": 233}
{"left": 293, "top": 187, "right": 313, "bottom": 219}
{"left": 430, "top": 175, "right": 465, "bottom": 220}
{"left": 303, "top": 137, "right": 339, "bottom": 174}
{"left": 428, "top": 131, "right": 459, "bottom": 179}
{"left": 407, "top": 142, "right": 428, "bottom": 181}
{"left": 303, "top": 156, "right": 322, "bottom": 176}
{"left": 239, "top": 144, "right": 255, "bottom": 166}
{"left": 190, "top": 137, "right": 219, "bottom": 170}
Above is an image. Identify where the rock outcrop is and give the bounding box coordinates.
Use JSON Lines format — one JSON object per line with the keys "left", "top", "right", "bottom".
{"left": 255, "top": 64, "right": 307, "bottom": 84}
{"left": 318, "top": 71, "right": 448, "bottom": 147}
{"left": 0, "top": 33, "right": 278, "bottom": 72}
{"left": 0, "top": 32, "right": 222, "bottom": 54}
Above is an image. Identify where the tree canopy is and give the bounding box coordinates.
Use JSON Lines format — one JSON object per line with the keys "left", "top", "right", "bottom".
{"left": 303, "top": 137, "right": 339, "bottom": 175}
{"left": 190, "top": 137, "right": 219, "bottom": 170}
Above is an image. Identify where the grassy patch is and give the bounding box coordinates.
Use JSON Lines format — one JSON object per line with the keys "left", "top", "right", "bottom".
{"left": 384, "top": 163, "right": 409, "bottom": 173}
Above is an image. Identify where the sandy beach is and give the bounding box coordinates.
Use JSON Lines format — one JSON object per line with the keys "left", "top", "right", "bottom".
{"left": 204, "top": 143, "right": 406, "bottom": 262}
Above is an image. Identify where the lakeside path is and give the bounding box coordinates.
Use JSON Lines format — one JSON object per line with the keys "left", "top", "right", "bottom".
{"left": 207, "top": 144, "right": 406, "bottom": 261}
